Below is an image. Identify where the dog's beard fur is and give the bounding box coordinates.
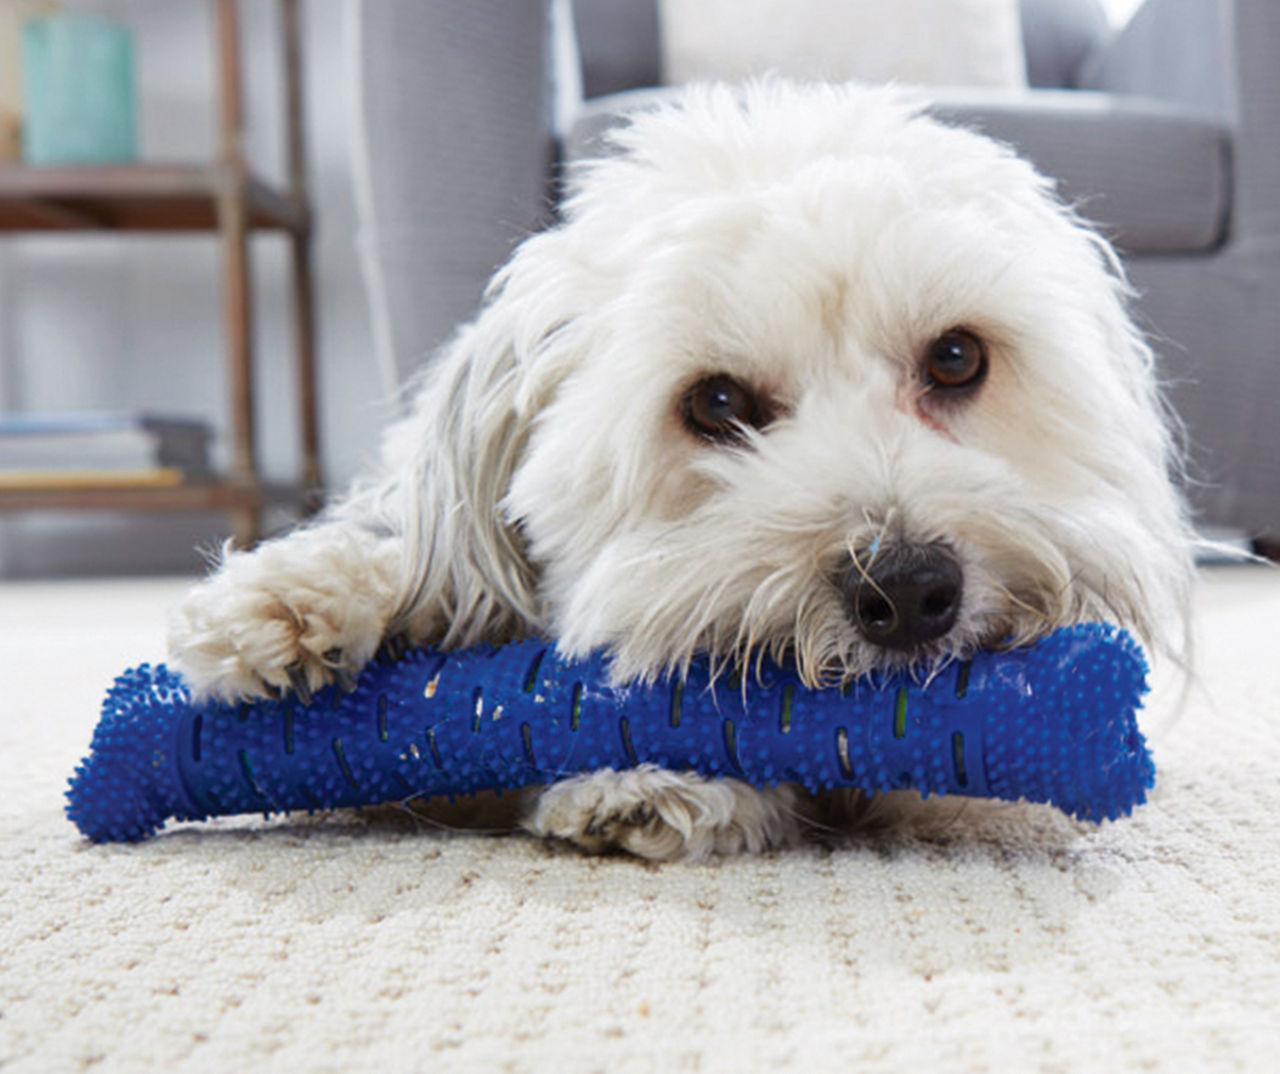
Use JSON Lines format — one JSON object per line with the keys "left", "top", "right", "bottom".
{"left": 170, "top": 81, "right": 1195, "bottom": 857}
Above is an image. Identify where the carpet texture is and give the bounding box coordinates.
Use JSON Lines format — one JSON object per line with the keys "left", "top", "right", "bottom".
{"left": 2, "top": 569, "right": 1278, "bottom": 1072}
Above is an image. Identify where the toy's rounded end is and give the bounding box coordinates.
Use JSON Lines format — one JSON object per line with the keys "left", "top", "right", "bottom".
{"left": 65, "top": 663, "right": 195, "bottom": 842}
{"left": 983, "top": 623, "right": 1154, "bottom": 822}
{"left": 65, "top": 766, "right": 168, "bottom": 843}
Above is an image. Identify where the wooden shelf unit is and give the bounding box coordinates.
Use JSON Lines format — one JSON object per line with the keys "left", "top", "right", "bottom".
{"left": 0, "top": 162, "right": 308, "bottom": 231}
{"left": 0, "top": 0, "right": 321, "bottom": 546}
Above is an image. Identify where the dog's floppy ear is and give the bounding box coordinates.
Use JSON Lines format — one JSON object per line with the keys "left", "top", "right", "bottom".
{"left": 376, "top": 230, "right": 589, "bottom": 648}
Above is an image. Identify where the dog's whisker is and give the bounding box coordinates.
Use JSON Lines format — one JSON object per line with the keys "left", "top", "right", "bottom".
{"left": 988, "top": 577, "right": 1056, "bottom": 627}
{"left": 388, "top": 798, "right": 524, "bottom": 837}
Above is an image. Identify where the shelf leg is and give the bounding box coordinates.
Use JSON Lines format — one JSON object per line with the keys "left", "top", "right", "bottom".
{"left": 290, "top": 228, "right": 322, "bottom": 507}
{"left": 214, "top": 0, "right": 259, "bottom": 546}
{"left": 218, "top": 187, "right": 259, "bottom": 547}
{"left": 281, "top": 0, "right": 322, "bottom": 511}
{"left": 212, "top": 0, "right": 259, "bottom": 545}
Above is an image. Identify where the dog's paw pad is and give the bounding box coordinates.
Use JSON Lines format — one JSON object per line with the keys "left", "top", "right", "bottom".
{"left": 581, "top": 800, "right": 659, "bottom": 842}
{"left": 523, "top": 767, "right": 798, "bottom": 861}
{"left": 168, "top": 552, "right": 392, "bottom": 703}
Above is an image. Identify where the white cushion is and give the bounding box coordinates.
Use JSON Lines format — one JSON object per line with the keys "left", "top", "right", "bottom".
{"left": 659, "top": 0, "right": 1027, "bottom": 89}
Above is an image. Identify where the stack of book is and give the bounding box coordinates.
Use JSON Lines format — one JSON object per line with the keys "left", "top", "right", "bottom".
{"left": 0, "top": 411, "right": 212, "bottom": 490}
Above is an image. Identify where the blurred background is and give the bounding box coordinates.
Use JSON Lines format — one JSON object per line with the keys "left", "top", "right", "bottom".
{"left": 0, "top": 0, "right": 1272, "bottom": 576}
{"left": 0, "top": 0, "right": 381, "bottom": 574}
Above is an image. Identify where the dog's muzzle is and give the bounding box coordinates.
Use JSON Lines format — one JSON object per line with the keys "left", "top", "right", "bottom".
{"left": 844, "top": 542, "right": 963, "bottom": 652}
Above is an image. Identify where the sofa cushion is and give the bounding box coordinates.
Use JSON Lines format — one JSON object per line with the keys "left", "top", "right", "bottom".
{"left": 928, "top": 88, "right": 1231, "bottom": 254}
{"left": 658, "top": 0, "right": 1027, "bottom": 90}
{"left": 566, "top": 86, "right": 1231, "bottom": 255}
{"left": 571, "top": 0, "right": 1111, "bottom": 98}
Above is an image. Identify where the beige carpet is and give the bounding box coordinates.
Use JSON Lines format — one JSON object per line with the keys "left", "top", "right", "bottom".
{"left": 2, "top": 568, "right": 1279, "bottom": 1073}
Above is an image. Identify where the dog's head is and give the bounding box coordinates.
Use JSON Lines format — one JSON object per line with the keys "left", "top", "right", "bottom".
{"left": 414, "top": 82, "right": 1194, "bottom": 685}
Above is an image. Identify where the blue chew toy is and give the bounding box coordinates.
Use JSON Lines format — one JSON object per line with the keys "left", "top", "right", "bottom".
{"left": 66, "top": 622, "right": 1154, "bottom": 843}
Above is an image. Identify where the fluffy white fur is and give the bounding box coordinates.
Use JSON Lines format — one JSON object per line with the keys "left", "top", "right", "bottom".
{"left": 169, "top": 82, "right": 1195, "bottom": 861}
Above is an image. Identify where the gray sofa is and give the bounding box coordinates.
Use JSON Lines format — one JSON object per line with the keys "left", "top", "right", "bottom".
{"left": 349, "top": 0, "right": 1279, "bottom": 538}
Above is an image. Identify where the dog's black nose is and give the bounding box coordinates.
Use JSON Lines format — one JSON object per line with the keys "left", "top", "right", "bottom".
{"left": 846, "top": 543, "right": 963, "bottom": 652}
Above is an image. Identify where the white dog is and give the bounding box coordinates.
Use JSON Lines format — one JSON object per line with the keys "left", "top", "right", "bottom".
{"left": 169, "top": 82, "right": 1195, "bottom": 860}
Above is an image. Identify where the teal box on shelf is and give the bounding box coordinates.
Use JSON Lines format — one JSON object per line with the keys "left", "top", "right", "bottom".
{"left": 21, "top": 14, "right": 138, "bottom": 165}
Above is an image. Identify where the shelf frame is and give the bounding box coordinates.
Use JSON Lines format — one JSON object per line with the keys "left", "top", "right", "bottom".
{"left": 0, "top": 477, "right": 309, "bottom": 515}
{"left": 0, "top": 0, "right": 322, "bottom": 546}
{"left": 0, "top": 162, "right": 309, "bottom": 231}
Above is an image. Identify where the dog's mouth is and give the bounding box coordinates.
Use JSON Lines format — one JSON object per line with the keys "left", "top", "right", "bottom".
{"left": 778, "top": 535, "right": 1078, "bottom": 686}
{"left": 572, "top": 506, "right": 1140, "bottom": 693}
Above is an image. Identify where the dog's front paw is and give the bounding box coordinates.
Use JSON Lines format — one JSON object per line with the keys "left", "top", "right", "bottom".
{"left": 522, "top": 766, "right": 801, "bottom": 861}
{"left": 168, "top": 531, "right": 399, "bottom": 702}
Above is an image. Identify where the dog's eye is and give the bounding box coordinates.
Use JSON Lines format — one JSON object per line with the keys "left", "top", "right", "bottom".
{"left": 681, "top": 374, "right": 768, "bottom": 443}
{"left": 924, "top": 329, "right": 988, "bottom": 391}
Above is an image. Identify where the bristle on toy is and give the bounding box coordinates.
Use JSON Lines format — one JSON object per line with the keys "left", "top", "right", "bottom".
{"left": 65, "top": 623, "right": 1154, "bottom": 842}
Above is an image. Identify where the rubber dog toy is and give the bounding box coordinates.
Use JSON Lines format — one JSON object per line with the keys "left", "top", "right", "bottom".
{"left": 66, "top": 622, "right": 1154, "bottom": 842}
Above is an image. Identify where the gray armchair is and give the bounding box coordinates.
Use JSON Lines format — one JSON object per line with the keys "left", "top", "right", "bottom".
{"left": 349, "top": 0, "right": 1279, "bottom": 538}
